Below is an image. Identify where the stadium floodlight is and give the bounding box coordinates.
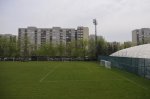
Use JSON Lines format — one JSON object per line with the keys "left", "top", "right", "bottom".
{"left": 93, "top": 19, "right": 98, "bottom": 58}
{"left": 93, "top": 19, "right": 98, "bottom": 25}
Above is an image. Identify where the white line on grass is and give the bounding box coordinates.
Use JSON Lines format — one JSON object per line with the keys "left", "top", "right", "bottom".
{"left": 45, "top": 79, "right": 122, "bottom": 82}
{"left": 112, "top": 71, "right": 149, "bottom": 90}
{"left": 43, "top": 79, "right": 123, "bottom": 83}
{"left": 120, "top": 75, "right": 149, "bottom": 90}
{"left": 39, "top": 66, "right": 57, "bottom": 83}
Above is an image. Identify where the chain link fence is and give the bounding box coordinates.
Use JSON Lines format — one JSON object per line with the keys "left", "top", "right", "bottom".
{"left": 98, "top": 56, "right": 150, "bottom": 79}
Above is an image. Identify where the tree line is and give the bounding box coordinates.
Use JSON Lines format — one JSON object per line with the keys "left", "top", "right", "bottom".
{"left": 0, "top": 36, "right": 132, "bottom": 59}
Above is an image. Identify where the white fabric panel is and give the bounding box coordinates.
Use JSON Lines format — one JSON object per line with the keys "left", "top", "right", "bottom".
{"left": 110, "top": 44, "right": 150, "bottom": 59}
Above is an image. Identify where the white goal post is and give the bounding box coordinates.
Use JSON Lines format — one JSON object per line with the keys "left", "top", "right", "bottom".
{"left": 100, "top": 60, "right": 111, "bottom": 69}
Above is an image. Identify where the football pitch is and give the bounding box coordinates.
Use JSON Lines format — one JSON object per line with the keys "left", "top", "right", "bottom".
{"left": 0, "top": 61, "right": 150, "bottom": 99}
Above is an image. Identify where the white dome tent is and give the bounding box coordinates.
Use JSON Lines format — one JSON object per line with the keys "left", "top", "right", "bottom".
{"left": 98, "top": 44, "right": 150, "bottom": 79}
{"left": 110, "top": 44, "right": 150, "bottom": 59}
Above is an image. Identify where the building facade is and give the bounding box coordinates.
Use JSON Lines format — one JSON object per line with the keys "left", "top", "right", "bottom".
{"left": 18, "top": 26, "right": 89, "bottom": 54}
{"left": 132, "top": 28, "right": 150, "bottom": 45}
{"left": 0, "top": 34, "right": 16, "bottom": 42}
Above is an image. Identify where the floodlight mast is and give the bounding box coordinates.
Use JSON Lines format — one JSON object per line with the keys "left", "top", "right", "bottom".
{"left": 93, "top": 19, "right": 98, "bottom": 58}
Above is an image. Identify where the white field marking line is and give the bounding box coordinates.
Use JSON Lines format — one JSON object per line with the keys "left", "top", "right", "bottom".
{"left": 39, "top": 66, "right": 57, "bottom": 83}
{"left": 44, "top": 79, "right": 123, "bottom": 83}
{"left": 123, "top": 77, "right": 148, "bottom": 90}
{"left": 117, "top": 74, "right": 149, "bottom": 90}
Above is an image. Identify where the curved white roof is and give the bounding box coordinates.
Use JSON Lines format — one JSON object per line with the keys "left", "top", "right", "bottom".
{"left": 110, "top": 44, "right": 150, "bottom": 59}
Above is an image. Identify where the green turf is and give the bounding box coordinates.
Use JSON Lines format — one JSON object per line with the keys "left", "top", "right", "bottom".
{"left": 0, "top": 61, "right": 150, "bottom": 99}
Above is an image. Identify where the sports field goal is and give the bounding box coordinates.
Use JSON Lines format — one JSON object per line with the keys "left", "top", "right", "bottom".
{"left": 100, "top": 60, "right": 111, "bottom": 69}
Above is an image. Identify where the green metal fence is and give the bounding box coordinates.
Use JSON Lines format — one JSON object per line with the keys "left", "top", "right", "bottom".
{"left": 98, "top": 56, "right": 150, "bottom": 79}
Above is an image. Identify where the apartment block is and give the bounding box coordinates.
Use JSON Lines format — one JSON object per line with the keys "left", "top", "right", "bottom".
{"left": 132, "top": 28, "right": 150, "bottom": 45}
{"left": 18, "top": 26, "right": 89, "bottom": 54}
{"left": 0, "top": 34, "right": 16, "bottom": 42}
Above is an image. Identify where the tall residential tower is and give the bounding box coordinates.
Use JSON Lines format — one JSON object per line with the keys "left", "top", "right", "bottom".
{"left": 132, "top": 28, "right": 150, "bottom": 45}
{"left": 18, "top": 26, "right": 89, "bottom": 54}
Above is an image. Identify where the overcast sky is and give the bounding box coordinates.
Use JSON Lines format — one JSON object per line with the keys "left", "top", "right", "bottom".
{"left": 0, "top": 0, "right": 150, "bottom": 42}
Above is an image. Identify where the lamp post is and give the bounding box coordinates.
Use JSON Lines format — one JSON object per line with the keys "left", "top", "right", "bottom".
{"left": 93, "top": 19, "right": 98, "bottom": 59}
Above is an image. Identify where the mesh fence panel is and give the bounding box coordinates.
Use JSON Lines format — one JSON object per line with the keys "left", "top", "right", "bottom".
{"left": 98, "top": 56, "right": 150, "bottom": 79}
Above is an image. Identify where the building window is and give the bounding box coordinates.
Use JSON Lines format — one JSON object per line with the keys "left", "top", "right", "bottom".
{"left": 60, "top": 30, "right": 63, "bottom": 32}
{"left": 19, "top": 29, "right": 21, "bottom": 32}
{"left": 137, "top": 34, "right": 139, "bottom": 45}
{"left": 25, "top": 29, "right": 27, "bottom": 32}
{"left": 50, "top": 30, "right": 52, "bottom": 32}
{"left": 41, "top": 38, "right": 46, "bottom": 44}
{"left": 142, "top": 30, "right": 144, "bottom": 35}
{"left": 50, "top": 36, "right": 52, "bottom": 42}
{"left": 41, "top": 31, "right": 46, "bottom": 37}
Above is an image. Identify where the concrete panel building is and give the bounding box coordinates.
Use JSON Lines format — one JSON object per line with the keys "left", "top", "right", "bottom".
{"left": 132, "top": 28, "right": 150, "bottom": 45}
{"left": 0, "top": 34, "right": 16, "bottom": 41}
{"left": 77, "top": 26, "right": 89, "bottom": 41}
{"left": 18, "top": 26, "right": 89, "bottom": 54}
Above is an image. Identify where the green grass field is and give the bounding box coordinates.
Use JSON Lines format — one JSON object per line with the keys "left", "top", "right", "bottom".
{"left": 0, "top": 61, "right": 150, "bottom": 99}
